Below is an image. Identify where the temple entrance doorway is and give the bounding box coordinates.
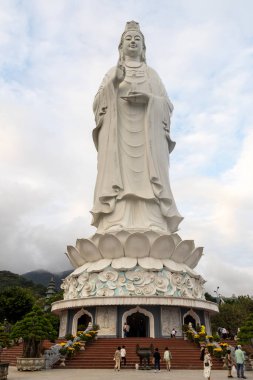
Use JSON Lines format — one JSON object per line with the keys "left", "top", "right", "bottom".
{"left": 77, "top": 314, "right": 91, "bottom": 331}
{"left": 184, "top": 315, "right": 197, "bottom": 329}
{"left": 127, "top": 312, "right": 149, "bottom": 337}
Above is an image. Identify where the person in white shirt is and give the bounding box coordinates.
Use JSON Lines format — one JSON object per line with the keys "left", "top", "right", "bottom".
{"left": 120, "top": 345, "right": 127, "bottom": 366}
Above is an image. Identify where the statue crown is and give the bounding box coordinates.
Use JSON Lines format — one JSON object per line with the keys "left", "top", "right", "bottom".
{"left": 124, "top": 20, "right": 140, "bottom": 32}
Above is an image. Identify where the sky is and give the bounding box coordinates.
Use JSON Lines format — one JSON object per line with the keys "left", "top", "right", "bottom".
{"left": 0, "top": 0, "right": 253, "bottom": 298}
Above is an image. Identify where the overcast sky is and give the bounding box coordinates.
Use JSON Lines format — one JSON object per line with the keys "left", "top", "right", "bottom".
{"left": 1, "top": 0, "right": 253, "bottom": 297}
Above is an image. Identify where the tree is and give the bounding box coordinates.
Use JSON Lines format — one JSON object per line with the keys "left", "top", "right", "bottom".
{"left": 10, "top": 305, "right": 57, "bottom": 357}
{"left": 0, "top": 324, "right": 11, "bottom": 348}
{"left": 211, "top": 296, "right": 253, "bottom": 336}
{"left": 0, "top": 286, "right": 35, "bottom": 324}
{"left": 205, "top": 292, "right": 217, "bottom": 303}
{"left": 238, "top": 313, "right": 253, "bottom": 344}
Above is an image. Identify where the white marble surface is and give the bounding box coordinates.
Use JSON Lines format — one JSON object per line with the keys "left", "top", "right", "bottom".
{"left": 52, "top": 296, "right": 219, "bottom": 314}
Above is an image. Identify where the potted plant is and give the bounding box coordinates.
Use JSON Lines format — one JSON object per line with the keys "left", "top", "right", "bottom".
{"left": 0, "top": 324, "right": 11, "bottom": 379}
{"left": 10, "top": 306, "right": 57, "bottom": 371}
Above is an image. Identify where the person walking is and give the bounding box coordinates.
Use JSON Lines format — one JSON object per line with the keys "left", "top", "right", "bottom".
{"left": 225, "top": 349, "right": 235, "bottom": 378}
{"left": 120, "top": 345, "right": 127, "bottom": 366}
{"left": 113, "top": 346, "right": 121, "bottom": 371}
{"left": 171, "top": 328, "right": 177, "bottom": 338}
{"left": 203, "top": 347, "right": 212, "bottom": 380}
{"left": 235, "top": 345, "right": 247, "bottom": 379}
{"left": 163, "top": 346, "right": 172, "bottom": 371}
{"left": 153, "top": 347, "right": 161, "bottom": 373}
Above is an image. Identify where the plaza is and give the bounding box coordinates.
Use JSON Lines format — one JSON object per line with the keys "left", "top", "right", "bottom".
{"left": 6, "top": 367, "right": 253, "bottom": 380}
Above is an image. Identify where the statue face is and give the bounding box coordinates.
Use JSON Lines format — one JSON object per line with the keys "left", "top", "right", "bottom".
{"left": 122, "top": 30, "right": 143, "bottom": 59}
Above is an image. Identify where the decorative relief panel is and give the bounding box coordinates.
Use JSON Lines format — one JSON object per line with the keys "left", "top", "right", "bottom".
{"left": 59, "top": 310, "right": 68, "bottom": 338}
{"left": 96, "top": 306, "right": 117, "bottom": 336}
{"left": 61, "top": 265, "right": 205, "bottom": 301}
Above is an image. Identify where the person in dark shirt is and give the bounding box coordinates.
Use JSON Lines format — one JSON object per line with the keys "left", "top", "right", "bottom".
{"left": 153, "top": 347, "right": 161, "bottom": 372}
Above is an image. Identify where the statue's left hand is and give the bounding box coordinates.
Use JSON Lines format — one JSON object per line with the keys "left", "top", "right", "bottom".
{"left": 121, "top": 91, "right": 150, "bottom": 104}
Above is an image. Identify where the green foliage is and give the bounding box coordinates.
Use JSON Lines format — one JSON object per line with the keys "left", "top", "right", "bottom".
{"left": 238, "top": 313, "right": 253, "bottom": 344}
{"left": 0, "top": 324, "right": 11, "bottom": 348}
{"left": 10, "top": 305, "right": 57, "bottom": 357}
{"left": 211, "top": 295, "right": 253, "bottom": 336}
{"left": 0, "top": 286, "right": 35, "bottom": 324}
{"left": 65, "top": 333, "right": 74, "bottom": 341}
{"left": 36, "top": 291, "right": 64, "bottom": 310}
{"left": 205, "top": 292, "right": 217, "bottom": 303}
{"left": 0, "top": 271, "right": 46, "bottom": 296}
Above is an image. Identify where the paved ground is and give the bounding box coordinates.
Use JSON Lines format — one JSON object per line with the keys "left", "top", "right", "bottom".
{"left": 6, "top": 366, "right": 253, "bottom": 380}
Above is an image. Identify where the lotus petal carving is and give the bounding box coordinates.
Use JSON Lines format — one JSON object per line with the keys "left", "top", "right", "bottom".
{"left": 67, "top": 231, "right": 204, "bottom": 270}
{"left": 111, "top": 257, "right": 137, "bottom": 270}
{"left": 125, "top": 233, "right": 150, "bottom": 258}
{"left": 138, "top": 257, "right": 163, "bottom": 270}
{"left": 184, "top": 247, "right": 203, "bottom": 269}
{"left": 171, "top": 233, "right": 182, "bottom": 245}
{"left": 86, "top": 258, "right": 112, "bottom": 273}
{"left": 72, "top": 262, "right": 92, "bottom": 276}
{"left": 171, "top": 240, "right": 195, "bottom": 263}
{"left": 150, "top": 235, "right": 175, "bottom": 259}
{"left": 115, "top": 230, "right": 130, "bottom": 244}
{"left": 66, "top": 246, "right": 85, "bottom": 268}
{"left": 98, "top": 234, "right": 124, "bottom": 259}
{"left": 144, "top": 230, "right": 160, "bottom": 244}
{"left": 162, "top": 259, "right": 185, "bottom": 273}
{"left": 76, "top": 239, "right": 102, "bottom": 262}
{"left": 180, "top": 264, "right": 199, "bottom": 278}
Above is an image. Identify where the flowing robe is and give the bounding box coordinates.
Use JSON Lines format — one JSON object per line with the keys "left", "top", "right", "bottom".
{"left": 91, "top": 63, "right": 183, "bottom": 233}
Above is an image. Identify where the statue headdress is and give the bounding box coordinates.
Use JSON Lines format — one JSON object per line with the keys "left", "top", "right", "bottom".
{"left": 124, "top": 21, "right": 140, "bottom": 32}
{"left": 118, "top": 20, "right": 146, "bottom": 62}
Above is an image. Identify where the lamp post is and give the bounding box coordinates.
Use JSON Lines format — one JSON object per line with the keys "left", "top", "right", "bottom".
{"left": 214, "top": 287, "right": 221, "bottom": 304}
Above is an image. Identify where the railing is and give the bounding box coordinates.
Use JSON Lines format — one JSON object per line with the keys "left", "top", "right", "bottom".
{"left": 44, "top": 345, "right": 61, "bottom": 369}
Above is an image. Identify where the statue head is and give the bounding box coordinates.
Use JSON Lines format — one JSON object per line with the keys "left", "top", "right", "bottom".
{"left": 118, "top": 21, "right": 146, "bottom": 62}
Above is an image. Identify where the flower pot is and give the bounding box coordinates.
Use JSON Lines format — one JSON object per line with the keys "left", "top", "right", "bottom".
{"left": 59, "top": 356, "right": 66, "bottom": 367}
{"left": 0, "top": 363, "right": 9, "bottom": 380}
{"left": 16, "top": 357, "right": 46, "bottom": 371}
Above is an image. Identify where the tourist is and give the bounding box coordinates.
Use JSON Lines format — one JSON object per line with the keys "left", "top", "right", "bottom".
{"left": 153, "top": 347, "right": 161, "bottom": 372}
{"left": 200, "top": 344, "right": 206, "bottom": 361}
{"left": 120, "top": 345, "right": 127, "bottom": 366}
{"left": 163, "top": 346, "right": 172, "bottom": 371}
{"left": 222, "top": 327, "right": 228, "bottom": 339}
{"left": 225, "top": 349, "right": 235, "bottom": 378}
{"left": 203, "top": 347, "right": 212, "bottom": 380}
{"left": 171, "top": 328, "right": 177, "bottom": 338}
{"left": 91, "top": 20, "right": 182, "bottom": 234}
{"left": 235, "top": 345, "right": 247, "bottom": 379}
{"left": 113, "top": 346, "right": 121, "bottom": 371}
{"left": 123, "top": 322, "right": 130, "bottom": 337}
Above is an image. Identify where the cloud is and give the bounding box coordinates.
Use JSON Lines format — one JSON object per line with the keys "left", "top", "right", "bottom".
{"left": 0, "top": 1, "right": 253, "bottom": 298}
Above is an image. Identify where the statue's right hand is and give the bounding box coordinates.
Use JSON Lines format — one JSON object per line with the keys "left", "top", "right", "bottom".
{"left": 113, "top": 63, "right": 125, "bottom": 86}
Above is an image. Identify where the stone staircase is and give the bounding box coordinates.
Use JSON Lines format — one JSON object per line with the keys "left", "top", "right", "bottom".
{"left": 0, "top": 344, "right": 23, "bottom": 366}
{"left": 1, "top": 338, "right": 234, "bottom": 370}
{"left": 58, "top": 338, "right": 224, "bottom": 370}
{"left": 0, "top": 340, "right": 57, "bottom": 366}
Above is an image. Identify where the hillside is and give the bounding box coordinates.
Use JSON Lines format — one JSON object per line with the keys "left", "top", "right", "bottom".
{"left": 0, "top": 271, "right": 46, "bottom": 296}
{"left": 22, "top": 269, "right": 71, "bottom": 290}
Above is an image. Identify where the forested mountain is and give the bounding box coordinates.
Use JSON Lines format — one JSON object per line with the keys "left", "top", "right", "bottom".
{"left": 22, "top": 269, "right": 71, "bottom": 290}
{"left": 0, "top": 271, "right": 46, "bottom": 296}
{"left": 0, "top": 268, "right": 71, "bottom": 294}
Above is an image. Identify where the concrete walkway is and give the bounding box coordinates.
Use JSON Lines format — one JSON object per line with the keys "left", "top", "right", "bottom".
{"left": 7, "top": 366, "right": 253, "bottom": 380}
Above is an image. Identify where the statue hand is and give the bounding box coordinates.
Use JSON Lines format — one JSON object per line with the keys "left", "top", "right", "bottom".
{"left": 121, "top": 91, "right": 150, "bottom": 104}
{"left": 113, "top": 62, "right": 125, "bottom": 86}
